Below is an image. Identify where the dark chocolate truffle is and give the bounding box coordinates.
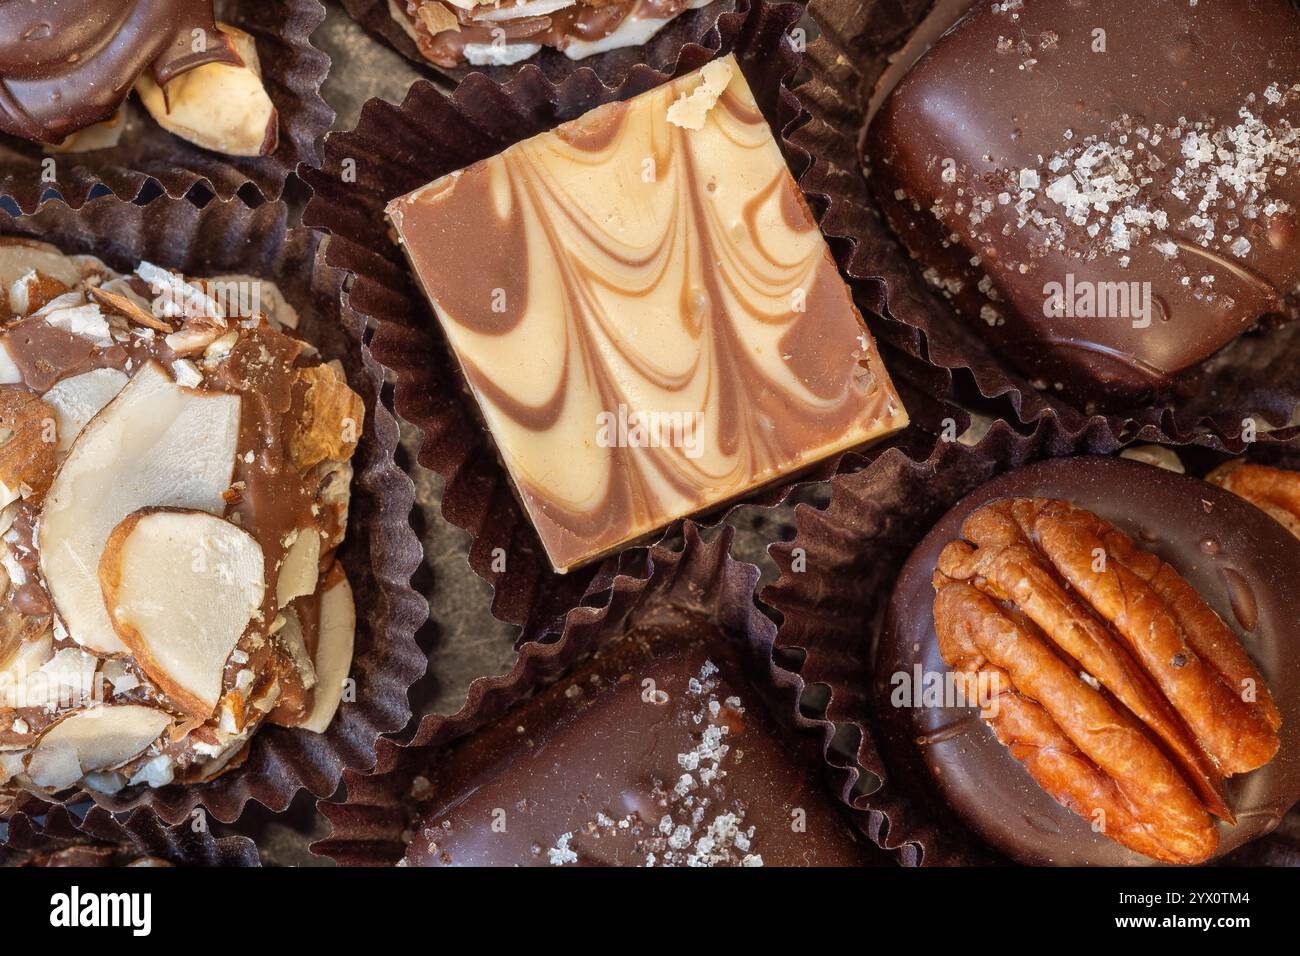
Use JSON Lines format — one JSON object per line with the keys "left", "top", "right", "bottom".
{"left": 404, "top": 619, "right": 879, "bottom": 867}
{"left": 879, "top": 456, "right": 1300, "bottom": 866}
{"left": 866, "top": 0, "right": 1300, "bottom": 407}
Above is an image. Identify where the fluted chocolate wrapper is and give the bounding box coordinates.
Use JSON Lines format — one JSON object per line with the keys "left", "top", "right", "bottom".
{"left": 762, "top": 418, "right": 1300, "bottom": 865}
{"left": 1, "top": 798, "right": 259, "bottom": 867}
{"left": 341, "top": 0, "right": 738, "bottom": 86}
{"left": 0, "top": 195, "right": 428, "bottom": 824}
{"left": 303, "top": 0, "right": 946, "bottom": 645}
{"left": 314, "top": 523, "right": 887, "bottom": 866}
{"left": 791, "top": 0, "right": 1300, "bottom": 445}
{"left": 0, "top": 0, "right": 333, "bottom": 214}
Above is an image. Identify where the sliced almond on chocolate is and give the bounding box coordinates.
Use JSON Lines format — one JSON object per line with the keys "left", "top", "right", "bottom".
{"left": 99, "top": 508, "right": 265, "bottom": 719}
{"left": 276, "top": 528, "right": 321, "bottom": 609}
{"left": 0, "top": 390, "right": 57, "bottom": 507}
{"left": 0, "top": 630, "right": 54, "bottom": 708}
{"left": 25, "top": 704, "right": 170, "bottom": 791}
{"left": 41, "top": 368, "right": 130, "bottom": 453}
{"left": 86, "top": 284, "right": 171, "bottom": 332}
{"left": 134, "top": 24, "right": 278, "bottom": 158}
{"left": 0, "top": 342, "right": 20, "bottom": 385}
{"left": 0, "top": 239, "right": 83, "bottom": 295}
{"left": 291, "top": 364, "right": 365, "bottom": 472}
{"left": 297, "top": 570, "right": 355, "bottom": 733}
{"left": 39, "top": 361, "right": 241, "bottom": 655}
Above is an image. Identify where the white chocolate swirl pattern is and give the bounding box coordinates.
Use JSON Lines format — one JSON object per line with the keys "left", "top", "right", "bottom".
{"left": 388, "top": 56, "right": 908, "bottom": 571}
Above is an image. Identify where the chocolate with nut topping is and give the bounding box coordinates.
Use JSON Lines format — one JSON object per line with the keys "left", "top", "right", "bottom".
{"left": 0, "top": 0, "right": 240, "bottom": 145}
{"left": 405, "top": 618, "right": 879, "bottom": 867}
{"left": 0, "top": 238, "right": 361, "bottom": 796}
{"left": 865, "top": 0, "right": 1300, "bottom": 407}
{"left": 388, "top": 55, "right": 908, "bottom": 573}
{"left": 881, "top": 457, "right": 1300, "bottom": 865}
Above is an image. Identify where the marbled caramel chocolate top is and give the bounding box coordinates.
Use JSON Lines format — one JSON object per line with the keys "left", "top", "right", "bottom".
{"left": 388, "top": 56, "right": 908, "bottom": 572}
{"left": 0, "top": 0, "right": 239, "bottom": 144}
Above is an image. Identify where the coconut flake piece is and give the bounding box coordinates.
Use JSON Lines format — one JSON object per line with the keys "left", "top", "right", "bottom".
{"left": 276, "top": 529, "right": 320, "bottom": 609}
{"left": 666, "top": 58, "right": 735, "bottom": 131}
{"left": 26, "top": 705, "right": 170, "bottom": 790}
{"left": 100, "top": 508, "right": 265, "bottom": 718}
{"left": 39, "top": 361, "right": 241, "bottom": 655}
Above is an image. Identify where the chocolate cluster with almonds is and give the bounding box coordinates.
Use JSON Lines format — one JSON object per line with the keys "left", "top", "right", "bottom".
{"left": 0, "top": 1, "right": 277, "bottom": 157}
{"left": 390, "top": 0, "right": 710, "bottom": 68}
{"left": 881, "top": 456, "right": 1300, "bottom": 866}
{"left": 0, "top": 237, "right": 361, "bottom": 797}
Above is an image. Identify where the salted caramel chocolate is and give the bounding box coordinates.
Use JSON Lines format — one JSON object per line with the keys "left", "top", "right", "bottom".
{"left": 0, "top": 238, "right": 360, "bottom": 797}
{"left": 390, "top": 0, "right": 711, "bottom": 68}
{"left": 866, "top": 0, "right": 1300, "bottom": 406}
{"left": 0, "top": 1, "right": 277, "bottom": 156}
{"left": 882, "top": 457, "right": 1300, "bottom": 866}
{"left": 388, "top": 56, "right": 908, "bottom": 572}
{"left": 404, "top": 622, "right": 879, "bottom": 867}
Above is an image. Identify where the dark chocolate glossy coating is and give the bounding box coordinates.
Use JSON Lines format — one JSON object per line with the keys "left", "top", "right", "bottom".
{"left": 405, "top": 621, "right": 879, "bottom": 867}
{"left": 879, "top": 456, "right": 1300, "bottom": 866}
{"left": 0, "top": 0, "right": 238, "bottom": 144}
{"left": 866, "top": 0, "right": 1300, "bottom": 407}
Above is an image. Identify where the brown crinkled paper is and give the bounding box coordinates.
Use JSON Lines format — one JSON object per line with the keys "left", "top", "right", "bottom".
{"left": 0, "top": 195, "right": 428, "bottom": 825}
{"left": 313, "top": 522, "right": 885, "bottom": 865}
{"left": 0, "top": 0, "right": 334, "bottom": 214}
{"left": 1, "top": 798, "right": 259, "bottom": 867}
{"left": 302, "top": 0, "right": 949, "bottom": 647}
{"left": 788, "top": 0, "right": 1300, "bottom": 447}
{"left": 341, "top": 0, "right": 738, "bottom": 87}
{"left": 761, "top": 415, "right": 1300, "bottom": 865}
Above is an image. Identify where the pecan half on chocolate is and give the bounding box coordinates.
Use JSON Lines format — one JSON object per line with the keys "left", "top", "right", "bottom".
{"left": 932, "top": 497, "right": 1280, "bottom": 865}
{"left": 1207, "top": 461, "right": 1300, "bottom": 540}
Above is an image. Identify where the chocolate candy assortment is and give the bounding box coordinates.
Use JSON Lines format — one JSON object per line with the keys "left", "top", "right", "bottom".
{"left": 0, "top": 0, "right": 1297, "bottom": 875}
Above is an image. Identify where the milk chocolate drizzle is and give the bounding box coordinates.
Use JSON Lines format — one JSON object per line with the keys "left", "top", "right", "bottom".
{"left": 0, "top": 0, "right": 239, "bottom": 144}
{"left": 389, "top": 59, "right": 907, "bottom": 570}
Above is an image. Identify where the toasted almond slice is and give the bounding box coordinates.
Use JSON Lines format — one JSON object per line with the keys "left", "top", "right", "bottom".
{"left": 25, "top": 704, "right": 170, "bottom": 791}
{"left": 86, "top": 285, "right": 171, "bottom": 332}
{"left": 291, "top": 364, "right": 365, "bottom": 472}
{"left": 41, "top": 368, "right": 130, "bottom": 453}
{"left": 276, "top": 529, "right": 321, "bottom": 610}
{"left": 39, "top": 361, "right": 241, "bottom": 655}
{"left": 0, "top": 631, "right": 54, "bottom": 708}
{"left": 134, "top": 24, "right": 278, "bottom": 158}
{"left": 0, "top": 390, "right": 57, "bottom": 507}
{"left": 100, "top": 508, "right": 265, "bottom": 719}
{"left": 0, "top": 239, "right": 83, "bottom": 295}
{"left": 297, "top": 570, "right": 355, "bottom": 733}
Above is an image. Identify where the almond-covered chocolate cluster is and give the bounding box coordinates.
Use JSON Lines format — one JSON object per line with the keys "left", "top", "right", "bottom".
{"left": 0, "top": 238, "right": 362, "bottom": 797}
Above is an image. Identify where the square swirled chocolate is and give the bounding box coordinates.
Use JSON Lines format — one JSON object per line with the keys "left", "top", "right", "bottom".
{"left": 388, "top": 56, "right": 908, "bottom": 572}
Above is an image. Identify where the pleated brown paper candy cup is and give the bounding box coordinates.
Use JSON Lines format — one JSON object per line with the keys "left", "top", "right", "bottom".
{"left": 314, "top": 523, "right": 885, "bottom": 866}
{"left": 790, "top": 0, "right": 1300, "bottom": 446}
{"left": 0, "top": 195, "right": 428, "bottom": 825}
{"left": 0, "top": 799, "right": 260, "bottom": 867}
{"left": 0, "top": 0, "right": 333, "bottom": 214}
{"left": 761, "top": 418, "right": 1300, "bottom": 865}
{"left": 340, "top": 0, "right": 741, "bottom": 87}
{"left": 302, "top": 0, "right": 943, "bottom": 646}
